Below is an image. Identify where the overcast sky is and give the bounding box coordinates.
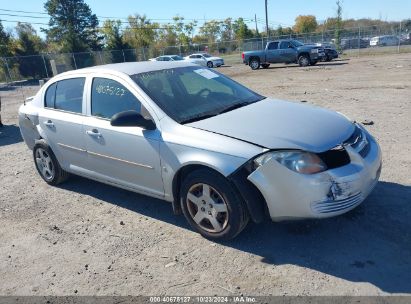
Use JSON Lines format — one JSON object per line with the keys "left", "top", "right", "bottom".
{"left": 1, "top": 0, "right": 410, "bottom": 35}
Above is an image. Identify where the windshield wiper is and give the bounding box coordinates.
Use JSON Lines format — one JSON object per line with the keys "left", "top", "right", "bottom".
{"left": 217, "top": 97, "right": 265, "bottom": 115}
{"left": 180, "top": 113, "right": 218, "bottom": 124}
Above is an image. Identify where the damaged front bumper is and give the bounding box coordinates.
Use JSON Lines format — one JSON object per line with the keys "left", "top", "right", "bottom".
{"left": 247, "top": 133, "right": 382, "bottom": 221}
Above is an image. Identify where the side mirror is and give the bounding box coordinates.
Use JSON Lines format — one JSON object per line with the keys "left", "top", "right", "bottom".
{"left": 288, "top": 44, "right": 294, "bottom": 49}
{"left": 110, "top": 110, "right": 156, "bottom": 130}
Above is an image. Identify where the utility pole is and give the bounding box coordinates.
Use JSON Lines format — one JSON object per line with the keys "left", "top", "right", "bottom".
{"left": 255, "top": 14, "right": 258, "bottom": 33}
{"left": 265, "top": 0, "right": 269, "bottom": 38}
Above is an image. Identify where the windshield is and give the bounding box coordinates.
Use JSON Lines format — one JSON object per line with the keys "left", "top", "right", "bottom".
{"left": 202, "top": 54, "right": 212, "bottom": 58}
{"left": 131, "top": 66, "right": 265, "bottom": 124}
{"left": 171, "top": 55, "right": 184, "bottom": 61}
{"left": 291, "top": 40, "right": 304, "bottom": 47}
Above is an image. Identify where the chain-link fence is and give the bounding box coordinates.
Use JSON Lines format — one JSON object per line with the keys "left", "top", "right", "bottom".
{"left": 1, "top": 25, "right": 410, "bottom": 83}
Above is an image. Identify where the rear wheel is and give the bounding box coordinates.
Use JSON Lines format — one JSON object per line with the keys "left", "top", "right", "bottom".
{"left": 298, "top": 54, "right": 310, "bottom": 67}
{"left": 207, "top": 61, "right": 213, "bottom": 68}
{"left": 261, "top": 64, "right": 270, "bottom": 69}
{"left": 180, "top": 169, "right": 249, "bottom": 240}
{"left": 33, "top": 140, "right": 69, "bottom": 185}
{"left": 249, "top": 58, "right": 260, "bottom": 70}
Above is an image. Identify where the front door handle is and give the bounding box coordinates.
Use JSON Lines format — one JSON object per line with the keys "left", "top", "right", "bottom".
{"left": 86, "top": 129, "right": 102, "bottom": 138}
{"left": 44, "top": 120, "right": 54, "bottom": 127}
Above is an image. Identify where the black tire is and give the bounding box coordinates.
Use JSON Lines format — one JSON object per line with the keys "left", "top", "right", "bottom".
{"left": 326, "top": 55, "right": 332, "bottom": 62}
{"left": 261, "top": 64, "right": 270, "bottom": 69}
{"left": 33, "top": 140, "right": 69, "bottom": 185}
{"left": 207, "top": 61, "right": 213, "bottom": 68}
{"left": 180, "top": 168, "right": 249, "bottom": 240}
{"left": 249, "top": 58, "right": 260, "bottom": 70}
{"left": 298, "top": 54, "right": 310, "bottom": 67}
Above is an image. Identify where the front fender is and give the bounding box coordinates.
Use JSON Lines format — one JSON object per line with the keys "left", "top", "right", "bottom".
{"left": 160, "top": 141, "right": 249, "bottom": 202}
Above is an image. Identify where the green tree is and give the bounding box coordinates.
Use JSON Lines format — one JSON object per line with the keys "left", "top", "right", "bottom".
{"left": 199, "top": 20, "right": 223, "bottom": 43}
{"left": 293, "top": 15, "right": 318, "bottom": 33}
{"left": 100, "top": 20, "right": 130, "bottom": 63}
{"left": 14, "top": 23, "right": 47, "bottom": 78}
{"left": 221, "top": 18, "right": 234, "bottom": 41}
{"left": 233, "top": 18, "right": 254, "bottom": 40}
{"left": 123, "top": 14, "right": 158, "bottom": 49}
{"left": 170, "top": 16, "right": 197, "bottom": 46}
{"left": 101, "top": 20, "right": 128, "bottom": 50}
{"left": 0, "top": 21, "right": 12, "bottom": 57}
{"left": 43, "top": 0, "right": 101, "bottom": 52}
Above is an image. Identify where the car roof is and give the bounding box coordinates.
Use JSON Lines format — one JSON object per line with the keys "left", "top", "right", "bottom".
{"left": 57, "top": 61, "right": 197, "bottom": 77}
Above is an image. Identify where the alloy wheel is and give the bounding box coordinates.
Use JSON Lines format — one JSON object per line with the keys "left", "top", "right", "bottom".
{"left": 35, "top": 148, "right": 55, "bottom": 181}
{"left": 186, "top": 183, "right": 229, "bottom": 233}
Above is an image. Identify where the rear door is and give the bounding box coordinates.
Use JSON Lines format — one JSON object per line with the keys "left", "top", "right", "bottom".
{"left": 82, "top": 75, "right": 164, "bottom": 197}
{"left": 266, "top": 42, "right": 280, "bottom": 63}
{"left": 39, "top": 77, "right": 88, "bottom": 171}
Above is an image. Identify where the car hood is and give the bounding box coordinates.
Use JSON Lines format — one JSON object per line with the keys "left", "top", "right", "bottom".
{"left": 187, "top": 98, "right": 355, "bottom": 153}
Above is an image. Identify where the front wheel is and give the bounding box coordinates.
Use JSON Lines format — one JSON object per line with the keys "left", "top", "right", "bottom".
{"left": 249, "top": 58, "right": 260, "bottom": 70}
{"left": 298, "top": 55, "right": 310, "bottom": 67}
{"left": 33, "top": 140, "right": 69, "bottom": 185}
{"left": 180, "top": 169, "right": 249, "bottom": 240}
{"left": 207, "top": 61, "right": 213, "bottom": 68}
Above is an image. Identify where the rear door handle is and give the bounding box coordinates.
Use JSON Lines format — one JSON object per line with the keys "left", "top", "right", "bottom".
{"left": 86, "top": 129, "right": 102, "bottom": 138}
{"left": 44, "top": 120, "right": 54, "bottom": 127}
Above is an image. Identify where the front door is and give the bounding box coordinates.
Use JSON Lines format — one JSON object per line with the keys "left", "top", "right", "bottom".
{"left": 83, "top": 76, "right": 164, "bottom": 197}
{"left": 278, "top": 41, "right": 297, "bottom": 62}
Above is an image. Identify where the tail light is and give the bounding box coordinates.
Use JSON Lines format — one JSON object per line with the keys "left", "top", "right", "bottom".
{"left": 242, "top": 53, "right": 244, "bottom": 60}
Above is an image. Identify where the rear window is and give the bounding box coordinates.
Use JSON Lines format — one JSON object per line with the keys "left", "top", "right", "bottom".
{"left": 45, "top": 83, "right": 57, "bottom": 108}
{"left": 267, "top": 42, "right": 279, "bottom": 50}
{"left": 45, "top": 78, "right": 85, "bottom": 114}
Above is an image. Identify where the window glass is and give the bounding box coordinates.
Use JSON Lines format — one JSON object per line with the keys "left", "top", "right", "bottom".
{"left": 45, "top": 82, "right": 57, "bottom": 108}
{"left": 267, "top": 42, "right": 279, "bottom": 50}
{"left": 91, "top": 77, "right": 142, "bottom": 119}
{"left": 54, "top": 78, "right": 85, "bottom": 113}
{"left": 279, "top": 41, "right": 291, "bottom": 49}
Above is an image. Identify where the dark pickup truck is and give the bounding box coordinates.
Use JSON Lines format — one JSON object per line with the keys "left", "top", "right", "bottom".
{"left": 242, "top": 39, "right": 325, "bottom": 70}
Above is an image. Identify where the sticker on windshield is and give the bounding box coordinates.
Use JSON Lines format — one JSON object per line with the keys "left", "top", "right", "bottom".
{"left": 194, "top": 69, "right": 219, "bottom": 79}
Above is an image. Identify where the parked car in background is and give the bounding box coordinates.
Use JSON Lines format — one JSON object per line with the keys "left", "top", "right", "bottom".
{"left": 341, "top": 38, "right": 369, "bottom": 50}
{"left": 184, "top": 53, "right": 225, "bottom": 68}
{"left": 370, "top": 35, "right": 399, "bottom": 47}
{"left": 242, "top": 39, "right": 325, "bottom": 70}
{"left": 315, "top": 43, "right": 339, "bottom": 62}
{"left": 149, "top": 55, "right": 185, "bottom": 62}
{"left": 18, "top": 61, "right": 382, "bottom": 240}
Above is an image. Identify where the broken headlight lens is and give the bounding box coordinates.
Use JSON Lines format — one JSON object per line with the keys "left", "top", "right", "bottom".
{"left": 254, "top": 151, "right": 327, "bottom": 174}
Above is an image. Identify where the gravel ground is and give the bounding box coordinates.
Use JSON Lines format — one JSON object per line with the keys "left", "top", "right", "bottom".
{"left": 0, "top": 53, "right": 410, "bottom": 296}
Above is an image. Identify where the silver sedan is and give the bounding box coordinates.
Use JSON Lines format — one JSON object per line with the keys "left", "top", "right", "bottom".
{"left": 19, "top": 61, "right": 381, "bottom": 240}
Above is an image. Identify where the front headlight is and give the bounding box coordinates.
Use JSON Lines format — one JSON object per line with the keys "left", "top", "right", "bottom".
{"left": 254, "top": 151, "right": 327, "bottom": 174}
{"left": 311, "top": 48, "right": 319, "bottom": 53}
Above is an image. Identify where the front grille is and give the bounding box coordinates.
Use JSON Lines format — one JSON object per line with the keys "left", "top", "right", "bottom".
{"left": 318, "top": 147, "right": 350, "bottom": 169}
{"left": 311, "top": 192, "right": 363, "bottom": 214}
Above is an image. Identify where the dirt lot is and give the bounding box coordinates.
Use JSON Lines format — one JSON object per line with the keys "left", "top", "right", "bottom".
{"left": 0, "top": 53, "right": 410, "bottom": 296}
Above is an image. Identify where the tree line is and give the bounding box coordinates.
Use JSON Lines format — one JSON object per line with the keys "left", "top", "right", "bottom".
{"left": 0, "top": 0, "right": 410, "bottom": 80}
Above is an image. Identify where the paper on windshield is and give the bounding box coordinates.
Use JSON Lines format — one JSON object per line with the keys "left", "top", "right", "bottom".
{"left": 194, "top": 69, "right": 219, "bottom": 79}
